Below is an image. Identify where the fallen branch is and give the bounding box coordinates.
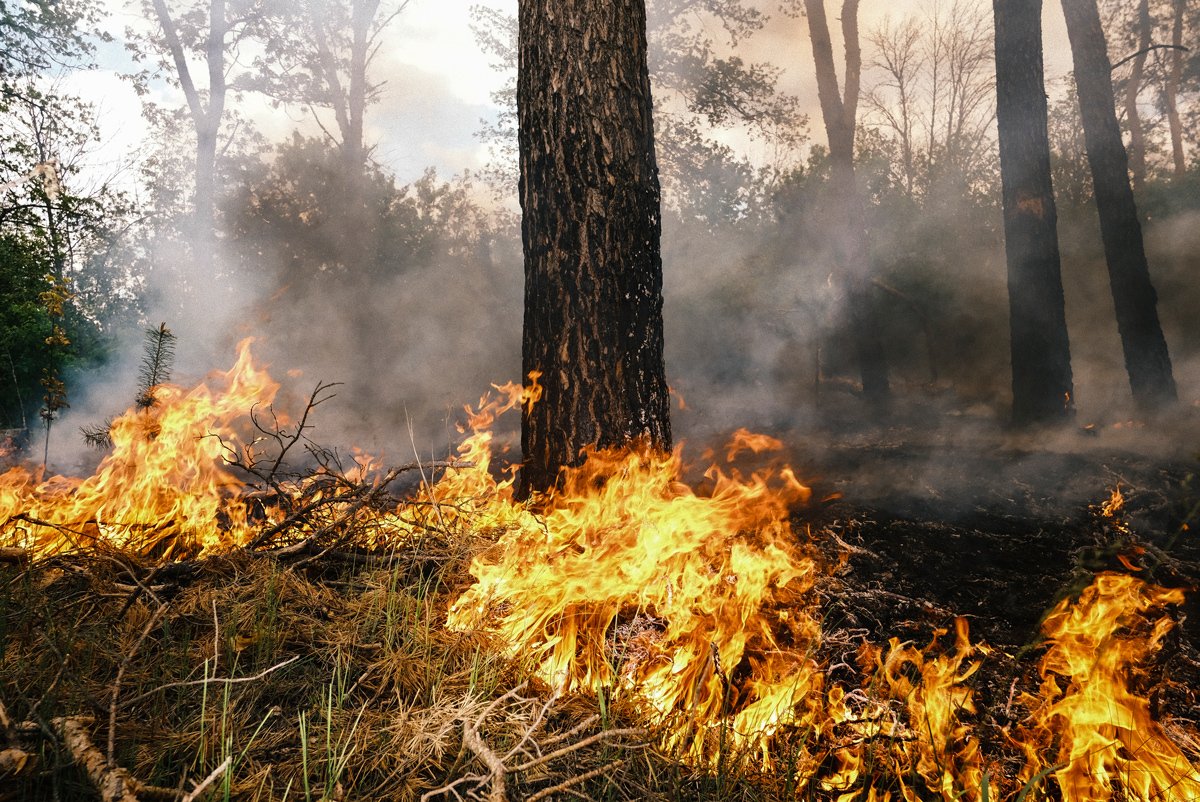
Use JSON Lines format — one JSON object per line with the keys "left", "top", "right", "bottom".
{"left": 52, "top": 717, "right": 140, "bottom": 802}
{"left": 181, "top": 755, "right": 231, "bottom": 802}
{"left": 247, "top": 460, "right": 470, "bottom": 551}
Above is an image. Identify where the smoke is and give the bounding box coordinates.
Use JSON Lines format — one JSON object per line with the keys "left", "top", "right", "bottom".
{"left": 40, "top": 0, "right": 1200, "bottom": 499}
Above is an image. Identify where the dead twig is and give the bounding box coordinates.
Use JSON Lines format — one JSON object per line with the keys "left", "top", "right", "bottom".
{"left": 119, "top": 654, "right": 301, "bottom": 709}
{"left": 181, "top": 755, "right": 231, "bottom": 802}
{"left": 525, "top": 758, "right": 628, "bottom": 802}
{"left": 421, "top": 683, "right": 643, "bottom": 802}
{"left": 108, "top": 603, "right": 169, "bottom": 765}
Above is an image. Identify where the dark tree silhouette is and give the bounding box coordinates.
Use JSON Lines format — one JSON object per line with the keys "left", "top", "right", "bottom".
{"left": 516, "top": 0, "right": 671, "bottom": 497}
{"left": 993, "top": 0, "right": 1075, "bottom": 424}
{"left": 1060, "top": 0, "right": 1177, "bottom": 412}
{"left": 802, "top": 0, "right": 890, "bottom": 409}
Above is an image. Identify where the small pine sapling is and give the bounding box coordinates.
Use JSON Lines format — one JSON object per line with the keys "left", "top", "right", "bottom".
{"left": 80, "top": 323, "right": 176, "bottom": 449}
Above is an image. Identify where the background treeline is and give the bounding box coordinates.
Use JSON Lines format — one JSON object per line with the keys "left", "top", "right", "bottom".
{"left": 2, "top": 0, "right": 1198, "bottom": 452}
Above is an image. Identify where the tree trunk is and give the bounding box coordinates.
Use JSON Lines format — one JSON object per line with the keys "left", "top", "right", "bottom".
{"left": 516, "top": 0, "right": 671, "bottom": 497}
{"left": 1061, "top": 0, "right": 1177, "bottom": 412}
{"left": 1125, "top": 0, "right": 1151, "bottom": 192}
{"left": 993, "top": 0, "right": 1075, "bottom": 425}
{"left": 803, "top": 0, "right": 890, "bottom": 408}
{"left": 151, "top": 0, "right": 226, "bottom": 271}
{"left": 1166, "top": 0, "right": 1187, "bottom": 177}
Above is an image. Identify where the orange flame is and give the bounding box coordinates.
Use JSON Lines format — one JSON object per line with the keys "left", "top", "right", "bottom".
{"left": 0, "top": 339, "right": 278, "bottom": 557}
{"left": 2, "top": 348, "right": 1198, "bottom": 798}
{"left": 1017, "top": 572, "right": 1200, "bottom": 801}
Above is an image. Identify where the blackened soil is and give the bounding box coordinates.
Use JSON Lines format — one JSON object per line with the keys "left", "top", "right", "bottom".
{"left": 789, "top": 437, "right": 1200, "bottom": 739}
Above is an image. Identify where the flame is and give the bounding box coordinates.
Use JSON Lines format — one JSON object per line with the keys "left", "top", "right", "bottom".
{"left": 0, "top": 339, "right": 278, "bottom": 557}
{"left": 2, "top": 348, "right": 1198, "bottom": 798}
{"left": 1100, "top": 485, "right": 1125, "bottom": 518}
{"left": 443, "top": 423, "right": 822, "bottom": 764}
{"left": 1017, "top": 572, "right": 1200, "bottom": 801}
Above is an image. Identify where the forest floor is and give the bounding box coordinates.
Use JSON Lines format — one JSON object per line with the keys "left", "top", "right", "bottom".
{"left": 2, "top": 417, "right": 1199, "bottom": 801}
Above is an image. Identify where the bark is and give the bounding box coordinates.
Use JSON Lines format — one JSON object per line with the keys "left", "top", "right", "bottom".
{"left": 1125, "top": 0, "right": 1151, "bottom": 192}
{"left": 1061, "top": 0, "right": 1177, "bottom": 411}
{"left": 993, "top": 0, "right": 1075, "bottom": 425}
{"left": 1166, "top": 0, "right": 1187, "bottom": 177}
{"left": 307, "top": 0, "right": 387, "bottom": 275}
{"left": 151, "top": 0, "right": 227, "bottom": 268}
{"left": 803, "top": 0, "right": 890, "bottom": 407}
{"left": 516, "top": 0, "right": 671, "bottom": 497}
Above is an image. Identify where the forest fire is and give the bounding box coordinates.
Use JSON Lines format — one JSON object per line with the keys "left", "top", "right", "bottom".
{"left": 1, "top": 345, "right": 1197, "bottom": 799}
{"left": 0, "top": 339, "right": 279, "bottom": 558}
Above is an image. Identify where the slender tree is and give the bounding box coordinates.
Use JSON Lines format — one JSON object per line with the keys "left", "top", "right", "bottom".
{"left": 1123, "top": 0, "right": 1153, "bottom": 192}
{"left": 140, "top": 0, "right": 265, "bottom": 270}
{"left": 1060, "top": 0, "right": 1177, "bottom": 411}
{"left": 801, "top": 0, "right": 890, "bottom": 408}
{"left": 993, "top": 0, "right": 1074, "bottom": 424}
{"left": 516, "top": 0, "right": 671, "bottom": 496}
{"left": 149, "top": 0, "right": 228, "bottom": 264}
{"left": 1165, "top": 0, "right": 1187, "bottom": 176}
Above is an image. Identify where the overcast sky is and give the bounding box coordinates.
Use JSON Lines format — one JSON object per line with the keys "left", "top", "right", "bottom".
{"left": 69, "top": 0, "right": 1074, "bottom": 194}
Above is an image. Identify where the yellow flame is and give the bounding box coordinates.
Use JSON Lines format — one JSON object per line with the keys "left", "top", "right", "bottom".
{"left": 1, "top": 339, "right": 278, "bottom": 557}
{"left": 3, "top": 348, "right": 1198, "bottom": 799}
{"left": 1018, "top": 572, "right": 1200, "bottom": 801}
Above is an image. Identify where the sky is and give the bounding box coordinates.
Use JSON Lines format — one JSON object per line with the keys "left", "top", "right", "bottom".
{"left": 71, "top": 0, "right": 1076, "bottom": 193}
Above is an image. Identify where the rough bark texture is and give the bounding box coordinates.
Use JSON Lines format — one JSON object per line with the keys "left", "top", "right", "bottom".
{"left": 803, "top": 0, "right": 890, "bottom": 408}
{"left": 1061, "top": 0, "right": 1177, "bottom": 412}
{"left": 993, "top": 0, "right": 1075, "bottom": 425}
{"left": 516, "top": 0, "right": 671, "bottom": 497}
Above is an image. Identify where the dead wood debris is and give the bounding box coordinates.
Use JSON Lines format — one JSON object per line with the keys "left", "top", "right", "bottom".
{"left": 421, "top": 683, "right": 644, "bottom": 802}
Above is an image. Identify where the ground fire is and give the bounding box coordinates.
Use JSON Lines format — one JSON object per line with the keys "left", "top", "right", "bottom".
{"left": 1, "top": 343, "right": 1197, "bottom": 800}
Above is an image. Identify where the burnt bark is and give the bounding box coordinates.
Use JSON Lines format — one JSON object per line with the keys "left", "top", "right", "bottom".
{"left": 516, "top": 0, "right": 671, "bottom": 497}
{"left": 993, "top": 0, "right": 1075, "bottom": 425}
{"left": 1061, "top": 0, "right": 1177, "bottom": 411}
{"left": 803, "top": 0, "right": 890, "bottom": 408}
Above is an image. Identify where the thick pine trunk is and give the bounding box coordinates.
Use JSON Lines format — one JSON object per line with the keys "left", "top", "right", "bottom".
{"left": 516, "top": 0, "right": 671, "bottom": 497}
{"left": 1060, "top": 0, "right": 1177, "bottom": 412}
{"left": 993, "top": 0, "right": 1075, "bottom": 425}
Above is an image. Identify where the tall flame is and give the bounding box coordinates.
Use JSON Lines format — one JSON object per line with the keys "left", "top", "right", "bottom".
{"left": 2, "top": 348, "right": 1198, "bottom": 798}
{"left": 1017, "top": 572, "right": 1200, "bottom": 801}
{"left": 436, "top": 383, "right": 821, "bottom": 763}
{"left": 0, "top": 339, "right": 277, "bottom": 557}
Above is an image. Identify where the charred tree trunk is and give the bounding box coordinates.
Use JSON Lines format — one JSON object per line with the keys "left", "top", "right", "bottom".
{"left": 1061, "top": 0, "right": 1177, "bottom": 411}
{"left": 516, "top": 0, "right": 671, "bottom": 497}
{"left": 803, "top": 0, "right": 890, "bottom": 409}
{"left": 993, "top": 0, "right": 1075, "bottom": 425}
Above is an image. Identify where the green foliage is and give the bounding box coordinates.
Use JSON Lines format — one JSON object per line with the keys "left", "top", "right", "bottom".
{"left": 227, "top": 134, "right": 492, "bottom": 288}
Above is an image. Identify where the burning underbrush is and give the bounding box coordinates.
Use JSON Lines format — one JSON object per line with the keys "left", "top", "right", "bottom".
{"left": 0, "top": 342, "right": 1198, "bottom": 801}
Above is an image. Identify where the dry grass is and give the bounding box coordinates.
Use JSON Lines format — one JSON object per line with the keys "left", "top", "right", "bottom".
{"left": 0, "top": 537, "right": 770, "bottom": 802}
